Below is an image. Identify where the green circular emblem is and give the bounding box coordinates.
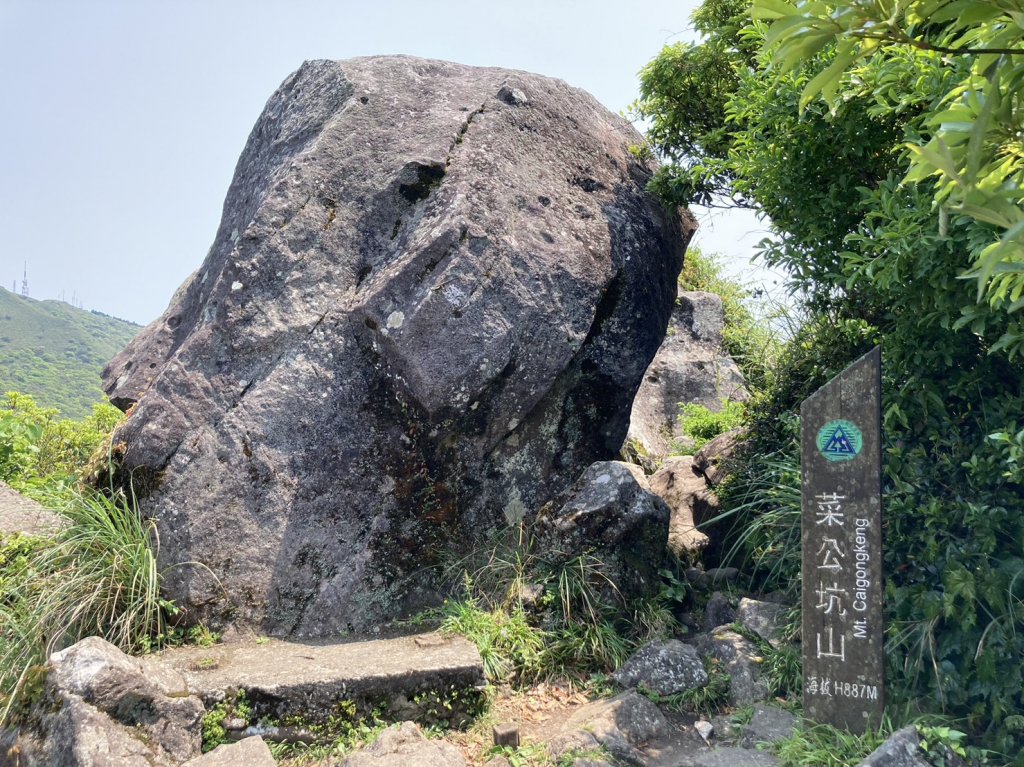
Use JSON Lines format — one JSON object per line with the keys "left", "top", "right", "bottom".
{"left": 817, "top": 419, "right": 863, "bottom": 462}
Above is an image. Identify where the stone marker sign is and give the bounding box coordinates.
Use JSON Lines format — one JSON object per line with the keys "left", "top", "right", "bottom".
{"left": 801, "top": 347, "right": 884, "bottom": 731}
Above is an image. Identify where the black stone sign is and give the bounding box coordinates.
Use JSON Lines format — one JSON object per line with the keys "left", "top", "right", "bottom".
{"left": 801, "top": 347, "right": 884, "bottom": 731}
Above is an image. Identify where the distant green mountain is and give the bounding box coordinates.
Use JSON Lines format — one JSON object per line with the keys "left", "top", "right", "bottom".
{"left": 0, "top": 287, "right": 141, "bottom": 419}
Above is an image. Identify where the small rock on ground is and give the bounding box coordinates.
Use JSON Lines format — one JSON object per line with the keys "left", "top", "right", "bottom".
{"left": 548, "top": 691, "right": 668, "bottom": 766}
{"left": 856, "top": 726, "right": 930, "bottom": 767}
{"left": 738, "top": 704, "right": 797, "bottom": 749}
{"left": 342, "top": 722, "right": 466, "bottom": 766}
{"left": 695, "top": 720, "right": 715, "bottom": 743}
{"left": 182, "top": 736, "right": 275, "bottom": 766}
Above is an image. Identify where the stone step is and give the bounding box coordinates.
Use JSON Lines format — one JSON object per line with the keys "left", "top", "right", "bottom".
{"left": 143, "top": 631, "right": 485, "bottom": 730}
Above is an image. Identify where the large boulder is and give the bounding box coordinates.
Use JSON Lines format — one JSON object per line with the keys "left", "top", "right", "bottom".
{"left": 101, "top": 56, "right": 693, "bottom": 635}
{"left": 626, "top": 291, "right": 747, "bottom": 461}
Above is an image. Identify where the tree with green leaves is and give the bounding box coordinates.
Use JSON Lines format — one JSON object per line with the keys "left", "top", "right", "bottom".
{"left": 754, "top": 0, "right": 1024, "bottom": 356}
{"left": 633, "top": 0, "right": 1024, "bottom": 755}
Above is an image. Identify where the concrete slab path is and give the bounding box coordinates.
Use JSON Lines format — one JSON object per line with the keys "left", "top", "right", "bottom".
{"left": 144, "top": 631, "right": 485, "bottom": 722}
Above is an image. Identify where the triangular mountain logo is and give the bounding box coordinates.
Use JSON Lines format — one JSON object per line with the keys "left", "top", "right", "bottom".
{"left": 823, "top": 426, "right": 856, "bottom": 456}
{"left": 816, "top": 419, "right": 863, "bottom": 462}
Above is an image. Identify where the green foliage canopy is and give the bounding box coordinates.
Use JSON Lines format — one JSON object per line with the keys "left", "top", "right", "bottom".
{"left": 753, "top": 0, "right": 1024, "bottom": 356}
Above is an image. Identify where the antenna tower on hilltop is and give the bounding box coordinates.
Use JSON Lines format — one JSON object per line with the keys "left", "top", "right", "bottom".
{"left": 21, "top": 262, "right": 28, "bottom": 297}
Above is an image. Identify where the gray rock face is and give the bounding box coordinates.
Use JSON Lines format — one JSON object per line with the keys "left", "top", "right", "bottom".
{"left": 342, "top": 722, "right": 466, "bottom": 767}
{"left": 692, "top": 428, "right": 746, "bottom": 487}
{"left": 34, "top": 695, "right": 163, "bottom": 767}
{"left": 101, "top": 56, "right": 692, "bottom": 635}
{"left": 737, "top": 598, "right": 789, "bottom": 648}
{"left": 614, "top": 639, "right": 708, "bottom": 695}
{"left": 648, "top": 456, "right": 714, "bottom": 557}
{"left": 48, "top": 637, "right": 202, "bottom": 761}
{"left": 856, "top": 727, "right": 929, "bottom": 767}
{"left": 626, "top": 291, "right": 747, "bottom": 461}
{"left": 16, "top": 637, "right": 204, "bottom": 766}
{"left": 548, "top": 691, "right": 668, "bottom": 766}
{"left": 697, "top": 629, "right": 769, "bottom": 706}
{"left": 538, "top": 461, "right": 670, "bottom": 603}
{"left": 738, "top": 704, "right": 797, "bottom": 748}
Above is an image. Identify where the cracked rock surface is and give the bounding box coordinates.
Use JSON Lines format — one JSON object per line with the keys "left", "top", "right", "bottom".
{"left": 101, "top": 56, "right": 692, "bottom": 636}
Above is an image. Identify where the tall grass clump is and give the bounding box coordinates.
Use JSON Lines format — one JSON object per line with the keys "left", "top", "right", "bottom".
{"left": 435, "top": 523, "right": 684, "bottom": 685}
{"left": 439, "top": 575, "right": 546, "bottom": 682}
{"left": 773, "top": 720, "right": 892, "bottom": 767}
{"left": 0, "top": 487, "right": 171, "bottom": 722}
{"left": 708, "top": 446, "right": 802, "bottom": 594}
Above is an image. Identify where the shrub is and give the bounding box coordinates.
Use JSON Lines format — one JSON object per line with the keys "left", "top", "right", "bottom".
{"left": 0, "top": 391, "right": 122, "bottom": 500}
{"left": 676, "top": 399, "right": 746, "bottom": 453}
{"left": 436, "top": 526, "right": 684, "bottom": 684}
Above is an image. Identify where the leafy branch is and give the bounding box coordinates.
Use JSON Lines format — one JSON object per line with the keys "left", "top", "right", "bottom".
{"left": 753, "top": 0, "right": 1024, "bottom": 356}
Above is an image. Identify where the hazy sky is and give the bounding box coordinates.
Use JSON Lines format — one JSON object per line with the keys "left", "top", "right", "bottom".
{"left": 0, "top": 0, "right": 770, "bottom": 325}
